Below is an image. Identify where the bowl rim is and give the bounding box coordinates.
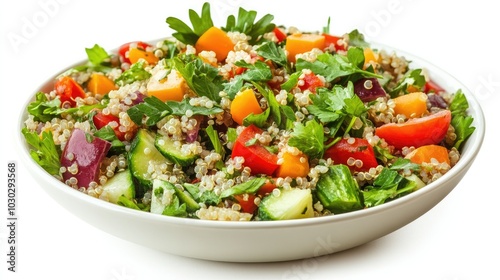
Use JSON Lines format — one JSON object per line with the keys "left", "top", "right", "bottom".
{"left": 16, "top": 40, "right": 486, "bottom": 230}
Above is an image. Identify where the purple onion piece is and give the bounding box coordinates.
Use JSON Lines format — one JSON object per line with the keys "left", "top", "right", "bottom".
{"left": 131, "top": 91, "right": 146, "bottom": 105}
{"left": 353, "top": 78, "right": 387, "bottom": 102}
{"left": 185, "top": 115, "right": 204, "bottom": 143}
{"left": 427, "top": 93, "right": 448, "bottom": 109}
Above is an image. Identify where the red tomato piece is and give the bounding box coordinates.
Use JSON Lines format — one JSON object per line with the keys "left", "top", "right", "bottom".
{"left": 273, "top": 27, "right": 287, "bottom": 43}
{"left": 54, "top": 76, "right": 86, "bottom": 108}
{"left": 422, "top": 79, "right": 445, "bottom": 94}
{"left": 234, "top": 194, "right": 258, "bottom": 214}
{"left": 323, "top": 33, "right": 346, "bottom": 52}
{"left": 231, "top": 125, "right": 279, "bottom": 176}
{"left": 118, "top": 41, "right": 152, "bottom": 64}
{"left": 257, "top": 179, "right": 278, "bottom": 196}
{"left": 93, "top": 112, "right": 126, "bottom": 141}
{"left": 375, "top": 110, "right": 452, "bottom": 149}
{"left": 324, "top": 138, "right": 378, "bottom": 172}
{"left": 299, "top": 72, "right": 324, "bottom": 93}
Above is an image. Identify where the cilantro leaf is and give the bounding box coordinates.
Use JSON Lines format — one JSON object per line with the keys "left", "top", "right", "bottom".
{"left": 224, "top": 60, "right": 272, "bottom": 99}
{"left": 22, "top": 128, "right": 61, "bottom": 176}
{"left": 256, "top": 41, "right": 288, "bottom": 67}
{"left": 288, "top": 119, "right": 325, "bottom": 159}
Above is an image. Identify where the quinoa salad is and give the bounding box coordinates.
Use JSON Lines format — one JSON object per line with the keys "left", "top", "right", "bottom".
{"left": 22, "top": 3, "right": 475, "bottom": 221}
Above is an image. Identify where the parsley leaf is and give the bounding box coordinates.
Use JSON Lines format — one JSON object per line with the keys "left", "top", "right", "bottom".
{"left": 94, "top": 126, "right": 126, "bottom": 155}
{"left": 219, "top": 177, "right": 267, "bottom": 198}
{"left": 296, "top": 48, "right": 381, "bottom": 82}
{"left": 388, "top": 69, "right": 426, "bottom": 97}
{"left": 166, "top": 2, "right": 213, "bottom": 46}
{"left": 288, "top": 119, "right": 325, "bottom": 159}
{"left": 223, "top": 7, "right": 275, "bottom": 45}
{"left": 449, "top": 90, "right": 475, "bottom": 149}
{"left": 205, "top": 125, "right": 225, "bottom": 158}
{"left": 362, "top": 168, "right": 418, "bottom": 207}
{"left": 174, "top": 56, "right": 223, "bottom": 102}
{"left": 115, "top": 61, "right": 152, "bottom": 86}
{"left": 22, "top": 128, "right": 61, "bottom": 176}
{"left": 256, "top": 41, "right": 288, "bottom": 67}
{"left": 166, "top": 98, "right": 223, "bottom": 116}
{"left": 224, "top": 60, "right": 273, "bottom": 99}
{"left": 127, "top": 96, "right": 171, "bottom": 126}
{"left": 347, "top": 29, "right": 369, "bottom": 48}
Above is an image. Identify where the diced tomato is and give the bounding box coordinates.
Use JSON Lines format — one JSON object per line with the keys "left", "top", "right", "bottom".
{"left": 118, "top": 41, "right": 152, "bottom": 64}
{"left": 231, "top": 125, "right": 279, "bottom": 176}
{"left": 92, "top": 112, "right": 127, "bottom": 141}
{"left": 273, "top": 27, "right": 287, "bottom": 43}
{"left": 54, "top": 76, "right": 86, "bottom": 108}
{"left": 298, "top": 72, "right": 324, "bottom": 93}
{"left": 324, "top": 138, "right": 378, "bottom": 172}
{"left": 375, "top": 110, "right": 452, "bottom": 149}
{"left": 234, "top": 194, "right": 258, "bottom": 214}
{"left": 422, "top": 80, "right": 445, "bottom": 94}
{"left": 323, "top": 33, "right": 346, "bottom": 52}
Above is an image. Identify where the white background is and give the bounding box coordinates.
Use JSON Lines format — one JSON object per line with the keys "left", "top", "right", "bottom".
{"left": 1, "top": 0, "right": 499, "bottom": 279}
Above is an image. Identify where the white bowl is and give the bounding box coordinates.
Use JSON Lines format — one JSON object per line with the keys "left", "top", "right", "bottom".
{"left": 17, "top": 44, "right": 485, "bottom": 262}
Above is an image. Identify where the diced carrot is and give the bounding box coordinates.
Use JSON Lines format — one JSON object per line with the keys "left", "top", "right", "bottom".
{"left": 146, "top": 69, "right": 185, "bottom": 102}
{"left": 275, "top": 152, "right": 310, "bottom": 178}
{"left": 230, "top": 88, "right": 263, "bottom": 125}
{"left": 363, "top": 48, "right": 378, "bottom": 69}
{"left": 285, "top": 33, "right": 325, "bottom": 63}
{"left": 405, "top": 144, "right": 450, "bottom": 165}
{"left": 87, "top": 73, "right": 117, "bottom": 95}
{"left": 393, "top": 91, "right": 428, "bottom": 118}
{"left": 195, "top": 26, "right": 234, "bottom": 62}
{"left": 128, "top": 47, "right": 159, "bottom": 65}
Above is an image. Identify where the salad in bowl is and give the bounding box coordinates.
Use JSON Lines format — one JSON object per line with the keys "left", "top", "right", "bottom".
{"left": 21, "top": 2, "right": 476, "bottom": 223}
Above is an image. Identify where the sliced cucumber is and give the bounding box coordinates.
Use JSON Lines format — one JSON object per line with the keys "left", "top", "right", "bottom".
{"left": 128, "top": 129, "right": 170, "bottom": 193}
{"left": 151, "top": 179, "right": 200, "bottom": 215}
{"left": 258, "top": 188, "right": 314, "bottom": 221}
{"left": 154, "top": 133, "right": 198, "bottom": 167}
{"left": 101, "top": 169, "right": 135, "bottom": 204}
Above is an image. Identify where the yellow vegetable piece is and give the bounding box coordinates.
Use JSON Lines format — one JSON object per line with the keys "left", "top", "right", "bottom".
{"left": 275, "top": 152, "right": 310, "bottom": 178}
{"left": 393, "top": 91, "right": 428, "bottom": 118}
{"left": 147, "top": 69, "right": 185, "bottom": 102}
{"left": 87, "top": 73, "right": 117, "bottom": 95}
{"left": 363, "top": 48, "right": 379, "bottom": 69}
{"left": 230, "top": 88, "right": 263, "bottom": 125}
{"left": 405, "top": 144, "right": 450, "bottom": 165}
{"left": 195, "top": 26, "right": 234, "bottom": 62}
{"left": 285, "top": 33, "right": 325, "bottom": 63}
{"left": 128, "top": 47, "right": 159, "bottom": 65}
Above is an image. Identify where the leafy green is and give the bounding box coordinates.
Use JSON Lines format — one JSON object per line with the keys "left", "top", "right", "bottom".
{"left": 70, "top": 44, "right": 113, "bottom": 73}
{"left": 22, "top": 128, "right": 61, "bottom": 176}
{"left": 127, "top": 96, "right": 223, "bottom": 126}
{"left": 256, "top": 41, "right": 288, "bottom": 67}
{"left": 219, "top": 177, "right": 267, "bottom": 198}
{"left": 223, "top": 60, "right": 273, "bottom": 99}
{"left": 162, "top": 195, "right": 188, "bottom": 217}
{"left": 117, "top": 195, "right": 142, "bottom": 210}
{"left": 205, "top": 125, "right": 224, "bottom": 158}
{"left": 115, "top": 60, "right": 152, "bottom": 86}
{"left": 388, "top": 69, "right": 426, "bottom": 97}
{"left": 449, "top": 90, "right": 475, "bottom": 149}
{"left": 94, "top": 126, "right": 126, "bottom": 155}
{"left": 243, "top": 108, "right": 270, "bottom": 128}
{"left": 166, "top": 2, "right": 213, "bottom": 46}
{"left": 173, "top": 55, "right": 224, "bottom": 102}
{"left": 296, "top": 48, "right": 381, "bottom": 83}
{"left": 288, "top": 119, "right": 325, "bottom": 159}
{"left": 223, "top": 6, "right": 275, "bottom": 44}
{"left": 347, "top": 29, "right": 369, "bottom": 48}
{"left": 183, "top": 183, "right": 221, "bottom": 206}
{"left": 389, "top": 158, "right": 420, "bottom": 171}
{"left": 362, "top": 168, "right": 418, "bottom": 207}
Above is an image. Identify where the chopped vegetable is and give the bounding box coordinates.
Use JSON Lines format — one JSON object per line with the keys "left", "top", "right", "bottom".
{"left": 392, "top": 91, "right": 428, "bottom": 118}
{"left": 285, "top": 33, "right": 325, "bottom": 62}
{"left": 195, "top": 26, "right": 234, "bottom": 62}
{"left": 87, "top": 73, "right": 117, "bottom": 95}
{"left": 54, "top": 76, "right": 86, "bottom": 107}
{"left": 230, "top": 88, "right": 263, "bottom": 125}
{"left": 405, "top": 144, "right": 450, "bottom": 165}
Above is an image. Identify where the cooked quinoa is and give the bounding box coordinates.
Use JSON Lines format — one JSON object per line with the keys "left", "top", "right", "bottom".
{"left": 22, "top": 3, "right": 475, "bottom": 221}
